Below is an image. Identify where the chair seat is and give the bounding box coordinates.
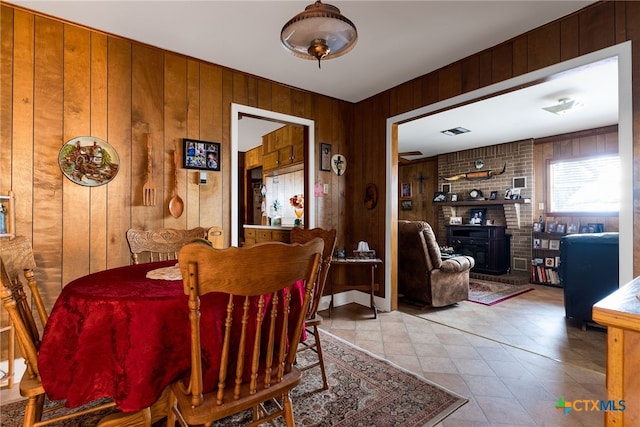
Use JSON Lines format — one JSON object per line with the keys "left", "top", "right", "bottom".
{"left": 306, "top": 313, "right": 323, "bottom": 326}
{"left": 171, "top": 362, "right": 302, "bottom": 425}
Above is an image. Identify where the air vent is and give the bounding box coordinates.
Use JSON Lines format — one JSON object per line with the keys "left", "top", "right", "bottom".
{"left": 512, "top": 257, "right": 528, "bottom": 271}
{"left": 441, "top": 127, "right": 470, "bottom": 136}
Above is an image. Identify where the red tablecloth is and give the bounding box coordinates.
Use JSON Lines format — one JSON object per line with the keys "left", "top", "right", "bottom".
{"left": 39, "top": 261, "right": 305, "bottom": 412}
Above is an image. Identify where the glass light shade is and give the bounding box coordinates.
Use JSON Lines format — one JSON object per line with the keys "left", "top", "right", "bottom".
{"left": 281, "top": 1, "right": 357, "bottom": 67}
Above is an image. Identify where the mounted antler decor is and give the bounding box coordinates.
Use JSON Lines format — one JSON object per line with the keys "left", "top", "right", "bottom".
{"left": 441, "top": 163, "right": 506, "bottom": 182}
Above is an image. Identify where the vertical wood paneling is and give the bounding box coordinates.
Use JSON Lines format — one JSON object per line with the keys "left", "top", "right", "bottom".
{"left": 33, "top": 16, "right": 64, "bottom": 302}
{"left": 492, "top": 42, "right": 513, "bottom": 83}
{"left": 438, "top": 63, "right": 462, "bottom": 100}
{"left": 62, "top": 24, "right": 92, "bottom": 286}
{"left": 201, "top": 64, "right": 223, "bottom": 229}
{"left": 9, "top": 10, "right": 34, "bottom": 242}
{"left": 0, "top": 6, "right": 13, "bottom": 194}
{"left": 131, "top": 44, "right": 164, "bottom": 228}
{"left": 579, "top": 2, "right": 616, "bottom": 55}
{"left": 105, "top": 37, "right": 132, "bottom": 269}
{"left": 560, "top": 14, "right": 580, "bottom": 61}
{"left": 164, "top": 53, "right": 188, "bottom": 230}
{"left": 89, "top": 33, "right": 109, "bottom": 273}
{"left": 527, "top": 22, "right": 561, "bottom": 71}
{"left": 186, "top": 60, "right": 201, "bottom": 228}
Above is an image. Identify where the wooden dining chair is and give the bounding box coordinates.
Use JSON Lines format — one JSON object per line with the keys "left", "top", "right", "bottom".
{"left": 207, "top": 226, "right": 224, "bottom": 249}
{"left": 289, "top": 227, "right": 337, "bottom": 390}
{"left": 125, "top": 227, "right": 208, "bottom": 264}
{"left": 167, "top": 238, "right": 323, "bottom": 427}
{"left": 0, "top": 236, "right": 151, "bottom": 427}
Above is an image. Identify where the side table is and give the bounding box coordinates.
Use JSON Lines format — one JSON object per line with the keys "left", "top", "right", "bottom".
{"left": 329, "top": 257, "right": 383, "bottom": 319}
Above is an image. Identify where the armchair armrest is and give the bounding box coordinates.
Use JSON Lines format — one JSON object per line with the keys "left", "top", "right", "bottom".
{"left": 439, "top": 256, "right": 474, "bottom": 273}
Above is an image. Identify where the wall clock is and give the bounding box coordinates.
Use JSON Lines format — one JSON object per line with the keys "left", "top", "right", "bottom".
{"left": 58, "top": 136, "right": 120, "bottom": 187}
{"left": 469, "top": 189, "right": 483, "bottom": 199}
{"left": 474, "top": 159, "right": 484, "bottom": 169}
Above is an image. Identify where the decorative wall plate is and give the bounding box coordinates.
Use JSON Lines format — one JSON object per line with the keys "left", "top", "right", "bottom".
{"left": 331, "top": 154, "right": 347, "bottom": 176}
{"left": 58, "top": 136, "right": 120, "bottom": 187}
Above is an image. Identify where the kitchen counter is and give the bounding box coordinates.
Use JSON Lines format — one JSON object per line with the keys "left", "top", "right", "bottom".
{"left": 243, "top": 225, "right": 292, "bottom": 246}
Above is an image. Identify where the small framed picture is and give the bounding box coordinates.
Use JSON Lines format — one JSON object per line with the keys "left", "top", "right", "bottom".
{"left": 401, "top": 200, "right": 412, "bottom": 210}
{"left": 588, "top": 223, "right": 604, "bottom": 233}
{"left": 533, "top": 238, "right": 541, "bottom": 248}
{"left": 546, "top": 221, "right": 557, "bottom": 233}
{"left": 512, "top": 177, "right": 527, "bottom": 189}
{"left": 470, "top": 208, "right": 486, "bottom": 225}
{"left": 450, "top": 216, "right": 462, "bottom": 225}
{"left": 510, "top": 188, "right": 521, "bottom": 199}
{"left": 549, "top": 239, "right": 560, "bottom": 250}
{"left": 485, "top": 219, "right": 494, "bottom": 226}
{"left": 489, "top": 191, "right": 498, "bottom": 200}
{"left": 433, "top": 191, "right": 446, "bottom": 202}
{"left": 401, "top": 182, "right": 412, "bottom": 198}
{"left": 320, "top": 143, "right": 332, "bottom": 171}
{"left": 556, "top": 223, "right": 566, "bottom": 234}
{"left": 183, "top": 138, "right": 220, "bottom": 171}
{"left": 545, "top": 257, "right": 555, "bottom": 267}
{"left": 540, "top": 239, "right": 549, "bottom": 249}
{"left": 567, "top": 223, "right": 579, "bottom": 234}
{"left": 450, "top": 194, "right": 458, "bottom": 202}
{"left": 442, "top": 183, "right": 452, "bottom": 193}
{"left": 533, "top": 222, "right": 543, "bottom": 232}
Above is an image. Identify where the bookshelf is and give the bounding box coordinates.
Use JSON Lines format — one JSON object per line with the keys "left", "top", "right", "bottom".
{"left": 531, "top": 226, "right": 564, "bottom": 286}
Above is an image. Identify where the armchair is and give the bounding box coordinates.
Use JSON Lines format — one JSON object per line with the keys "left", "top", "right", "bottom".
{"left": 398, "top": 220, "right": 474, "bottom": 307}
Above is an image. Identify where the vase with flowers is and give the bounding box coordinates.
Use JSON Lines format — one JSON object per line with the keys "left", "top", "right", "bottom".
{"left": 289, "top": 194, "right": 304, "bottom": 227}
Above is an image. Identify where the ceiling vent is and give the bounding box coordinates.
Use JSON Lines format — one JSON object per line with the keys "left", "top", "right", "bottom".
{"left": 441, "top": 127, "right": 470, "bottom": 136}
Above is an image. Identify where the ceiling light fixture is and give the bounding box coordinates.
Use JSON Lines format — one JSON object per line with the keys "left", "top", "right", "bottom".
{"left": 280, "top": 1, "right": 358, "bottom": 69}
{"left": 441, "top": 127, "right": 470, "bottom": 136}
{"left": 542, "top": 97, "right": 583, "bottom": 115}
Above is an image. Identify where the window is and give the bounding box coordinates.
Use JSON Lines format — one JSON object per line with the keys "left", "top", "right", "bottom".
{"left": 548, "top": 155, "right": 620, "bottom": 214}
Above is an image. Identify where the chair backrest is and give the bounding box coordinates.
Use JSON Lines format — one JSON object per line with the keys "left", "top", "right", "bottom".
{"left": 126, "top": 227, "right": 208, "bottom": 264}
{"left": 0, "top": 239, "right": 43, "bottom": 382}
{"left": 207, "top": 226, "right": 224, "bottom": 249}
{"left": 177, "top": 239, "right": 323, "bottom": 407}
{"left": 398, "top": 220, "right": 442, "bottom": 271}
{"left": 290, "top": 227, "right": 337, "bottom": 319}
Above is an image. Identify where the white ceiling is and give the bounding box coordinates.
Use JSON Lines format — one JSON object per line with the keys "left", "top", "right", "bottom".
{"left": 12, "top": 1, "right": 614, "bottom": 157}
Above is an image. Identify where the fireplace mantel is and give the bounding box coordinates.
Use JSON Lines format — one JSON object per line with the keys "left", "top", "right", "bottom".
{"left": 438, "top": 198, "right": 531, "bottom": 229}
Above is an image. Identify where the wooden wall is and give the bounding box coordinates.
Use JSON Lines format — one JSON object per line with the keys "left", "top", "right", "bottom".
{"left": 349, "top": 2, "right": 640, "bottom": 305}
{"left": 0, "top": 4, "right": 350, "bottom": 310}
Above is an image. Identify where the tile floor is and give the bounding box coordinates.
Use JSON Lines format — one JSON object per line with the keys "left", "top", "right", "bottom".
{"left": 319, "top": 283, "right": 608, "bottom": 427}
{"left": 1, "top": 283, "right": 608, "bottom": 426}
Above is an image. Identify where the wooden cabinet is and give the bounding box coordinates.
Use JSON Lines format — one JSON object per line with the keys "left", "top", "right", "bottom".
{"left": 446, "top": 225, "right": 510, "bottom": 275}
{"left": 245, "top": 145, "right": 263, "bottom": 170}
{"left": 593, "top": 278, "right": 640, "bottom": 427}
{"left": 243, "top": 226, "right": 291, "bottom": 246}
{"left": 262, "top": 125, "right": 304, "bottom": 172}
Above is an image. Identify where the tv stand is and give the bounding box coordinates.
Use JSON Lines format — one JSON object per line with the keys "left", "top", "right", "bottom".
{"left": 446, "top": 225, "right": 510, "bottom": 275}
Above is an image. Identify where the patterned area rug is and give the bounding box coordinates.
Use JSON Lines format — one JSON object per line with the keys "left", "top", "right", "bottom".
{"left": 0, "top": 331, "right": 467, "bottom": 427}
{"left": 468, "top": 279, "right": 534, "bottom": 306}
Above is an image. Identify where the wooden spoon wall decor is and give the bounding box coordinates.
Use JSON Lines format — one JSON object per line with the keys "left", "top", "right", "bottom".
{"left": 168, "top": 151, "right": 184, "bottom": 218}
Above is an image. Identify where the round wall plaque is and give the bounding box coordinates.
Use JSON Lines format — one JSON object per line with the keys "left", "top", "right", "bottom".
{"left": 58, "top": 136, "right": 120, "bottom": 187}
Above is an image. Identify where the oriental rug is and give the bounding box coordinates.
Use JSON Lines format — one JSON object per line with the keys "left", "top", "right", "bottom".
{"left": 0, "top": 331, "right": 467, "bottom": 427}
{"left": 468, "top": 279, "right": 534, "bottom": 306}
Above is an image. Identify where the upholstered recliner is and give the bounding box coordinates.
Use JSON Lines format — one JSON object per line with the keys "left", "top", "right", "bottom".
{"left": 398, "top": 220, "right": 474, "bottom": 307}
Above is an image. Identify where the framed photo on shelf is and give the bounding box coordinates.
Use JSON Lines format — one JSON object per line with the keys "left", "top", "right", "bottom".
{"left": 489, "top": 191, "right": 498, "bottom": 200}
{"left": 567, "top": 223, "right": 579, "bottom": 234}
{"left": 580, "top": 225, "right": 589, "bottom": 233}
{"left": 556, "top": 223, "right": 566, "bottom": 234}
{"left": 450, "top": 216, "right": 462, "bottom": 225}
{"left": 401, "top": 200, "right": 412, "bottom": 210}
{"left": 183, "top": 138, "right": 220, "bottom": 171}
{"left": 441, "top": 183, "right": 451, "bottom": 193}
{"left": 533, "top": 222, "right": 543, "bottom": 232}
{"left": 320, "top": 143, "right": 332, "bottom": 171}
{"left": 546, "top": 221, "right": 557, "bottom": 233}
{"left": 401, "top": 182, "right": 412, "bottom": 198}
{"left": 433, "top": 191, "right": 446, "bottom": 202}
{"left": 540, "top": 239, "right": 550, "bottom": 249}
{"left": 450, "top": 194, "right": 458, "bottom": 202}
{"left": 549, "top": 239, "right": 560, "bottom": 250}
{"left": 469, "top": 208, "right": 486, "bottom": 225}
{"left": 545, "top": 257, "right": 555, "bottom": 267}
{"left": 588, "top": 223, "right": 604, "bottom": 233}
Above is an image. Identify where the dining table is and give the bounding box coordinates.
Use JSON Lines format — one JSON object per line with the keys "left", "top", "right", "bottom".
{"left": 38, "top": 260, "right": 306, "bottom": 414}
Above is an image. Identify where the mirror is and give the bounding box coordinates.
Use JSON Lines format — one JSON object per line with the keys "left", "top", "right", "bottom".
{"left": 384, "top": 42, "right": 633, "bottom": 312}
{"left": 231, "top": 104, "right": 315, "bottom": 247}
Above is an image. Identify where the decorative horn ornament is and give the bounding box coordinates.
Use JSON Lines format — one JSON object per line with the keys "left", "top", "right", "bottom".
{"left": 441, "top": 163, "right": 506, "bottom": 182}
